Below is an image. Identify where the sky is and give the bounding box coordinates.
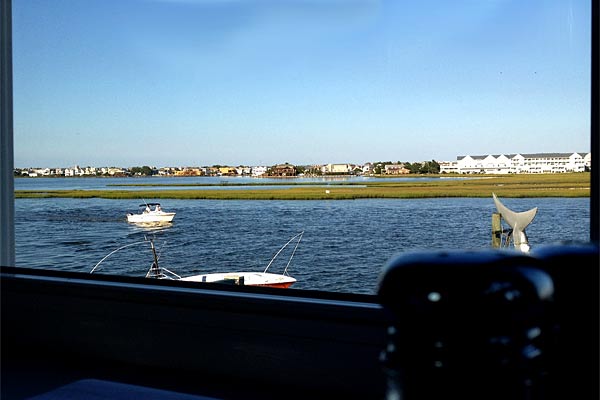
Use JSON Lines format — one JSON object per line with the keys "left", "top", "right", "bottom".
{"left": 12, "top": 0, "right": 592, "bottom": 168}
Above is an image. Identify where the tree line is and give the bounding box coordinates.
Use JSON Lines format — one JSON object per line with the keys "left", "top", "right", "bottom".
{"left": 372, "top": 160, "right": 440, "bottom": 174}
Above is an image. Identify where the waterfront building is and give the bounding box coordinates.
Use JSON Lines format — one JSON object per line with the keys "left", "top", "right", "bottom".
{"left": 438, "top": 161, "right": 458, "bottom": 173}
{"left": 270, "top": 164, "right": 296, "bottom": 177}
{"left": 322, "top": 164, "right": 352, "bottom": 174}
{"left": 235, "top": 166, "right": 252, "bottom": 176}
{"left": 217, "top": 167, "right": 237, "bottom": 176}
{"left": 107, "top": 167, "right": 126, "bottom": 176}
{"left": 251, "top": 166, "right": 268, "bottom": 177}
{"left": 440, "top": 152, "right": 591, "bottom": 174}
{"left": 384, "top": 164, "right": 410, "bottom": 175}
{"left": 361, "top": 163, "right": 373, "bottom": 174}
{"left": 175, "top": 167, "right": 203, "bottom": 176}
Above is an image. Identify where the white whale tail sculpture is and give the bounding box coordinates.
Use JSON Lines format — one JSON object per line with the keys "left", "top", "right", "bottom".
{"left": 492, "top": 193, "right": 538, "bottom": 253}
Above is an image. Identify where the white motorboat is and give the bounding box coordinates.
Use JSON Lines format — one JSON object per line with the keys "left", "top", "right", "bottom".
{"left": 126, "top": 203, "right": 176, "bottom": 223}
{"left": 91, "top": 232, "right": 303, "bottom": 289}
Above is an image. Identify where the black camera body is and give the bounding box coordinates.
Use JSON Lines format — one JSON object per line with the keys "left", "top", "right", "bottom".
{"left": 378, "top": 243, "right": 598, "bottom": 400}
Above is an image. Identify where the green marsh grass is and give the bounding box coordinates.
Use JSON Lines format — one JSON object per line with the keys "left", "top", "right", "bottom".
{"left": 15, "top": 173, "right": 590, "bottom": 200}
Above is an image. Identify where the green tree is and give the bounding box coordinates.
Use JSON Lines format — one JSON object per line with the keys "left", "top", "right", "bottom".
{"left": 371, "top": 161, "right": 392, "bottom": 175}
{"left": 419, "top": 160, "right": 440, "bottom": 174}
{"left": 130, "top": 166, "right": 155, "bottom": 176}
{"left": 305, "top": 166, "right": 322, "bottom": 176}
{"left": 404, "top": 162, "right": 421, "bottom": 174}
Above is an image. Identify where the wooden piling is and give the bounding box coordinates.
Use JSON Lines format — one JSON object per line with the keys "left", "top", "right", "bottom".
{"left": 492, "top": 213, "right": 502, "bottom": 248}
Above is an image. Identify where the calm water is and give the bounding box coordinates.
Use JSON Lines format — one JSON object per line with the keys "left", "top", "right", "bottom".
{"left": 14, "top": 175, "right": 468, "bottom": 190}
{"left": 14, "top": 188, "right": 590, "bottom": 294}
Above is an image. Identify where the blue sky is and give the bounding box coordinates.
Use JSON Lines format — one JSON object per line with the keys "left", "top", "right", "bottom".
{"left": 12, "top": 0, "right": 591, "bottom": 168}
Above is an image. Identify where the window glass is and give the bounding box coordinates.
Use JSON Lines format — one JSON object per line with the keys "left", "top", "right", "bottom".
{"left": 12, "top": 1, "right": 591, "bottom": 295}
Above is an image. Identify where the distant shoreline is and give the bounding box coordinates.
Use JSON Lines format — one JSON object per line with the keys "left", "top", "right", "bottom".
{"left": 15, "top": 173, "right": 590, "bottom": 199}
{"left": 13, "top": 173, "right": 454, "bottom": 179}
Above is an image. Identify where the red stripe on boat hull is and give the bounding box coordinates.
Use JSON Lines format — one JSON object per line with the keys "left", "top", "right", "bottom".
{"left": 252, "top": 282, "right": 295, "bottom": 289}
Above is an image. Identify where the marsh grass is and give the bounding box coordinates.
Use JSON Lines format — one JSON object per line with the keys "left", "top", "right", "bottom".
{"left": 15, "top": 173, "right": 590, "bottom": 200}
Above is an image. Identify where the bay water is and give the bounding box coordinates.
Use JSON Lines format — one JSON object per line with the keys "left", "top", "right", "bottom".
{"left": 14, "top": 177, "right": 590, "bottom": 294}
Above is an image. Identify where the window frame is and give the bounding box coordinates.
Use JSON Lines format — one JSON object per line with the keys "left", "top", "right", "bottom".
{"left": 1, "top": 1, "right": 598, "bottom": 399}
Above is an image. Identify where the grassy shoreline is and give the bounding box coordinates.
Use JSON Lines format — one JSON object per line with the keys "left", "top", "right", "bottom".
{"left": 15, "top": 173, "right": 590, "bottom": 200}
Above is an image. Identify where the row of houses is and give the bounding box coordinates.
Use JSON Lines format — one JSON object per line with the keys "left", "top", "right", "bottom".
{"left": 15, "top": 152, "right": 592, "bottom": 178}
{"left": 179, "top": 163, "right": 410, "bottom": 176}
{"left": 156, "top": 163, "right": 410, "bottom": 177}
{"left": 439, "top": 153, "right": 592, "bottom": 174}
{"left": 320, "top": 163, "right": 410, "bottom": 175}
{"left": 16, "top": 163, "right": 387, "bottom": 178}
{"left": 16, "top": 164, "right": 296, "bottom": 178}
{"left": 164, "top": 165, "right": 274, "bottom": 177}
{"left": 17, "top": 166, "right": 127, "bottom": 177}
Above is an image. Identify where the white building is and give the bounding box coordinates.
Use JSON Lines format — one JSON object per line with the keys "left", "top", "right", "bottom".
{"left": 453, "top": 155, "right": 512, "bottom": 174}
{"left": 511, "top": 153, "right": 589, "bottom": 173}
{"left": 438, "top": 161, "right": 458, "bottom": 174}
{"left": 32, "top": 168, "right": 51, "bottom": 176}
{"left": 322, "top": 164, "right": 352, "bottom": 174}
{"left": 84, "top": 166, "right": 97, "bottom": 175}
{"left": 64, "top": 166, "right": 86, "bottom": 176}
{"left": 236, "top": 166, "right": 252, "bottom": 176}
{"left": 107, "top": 167, "right": 125, "bottom": 176}
{"left": 583, "top": 153, "right": 592, "bottom": 170}
{"left": 441, "top": 153, "right": 591, "bottom": 174}
{"left": 251, "top": 166, "right": 268, "bottom": 177}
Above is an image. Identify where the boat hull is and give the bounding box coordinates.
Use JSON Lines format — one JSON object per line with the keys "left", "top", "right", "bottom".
{"left": 252, "top": 281, "right": 295, "bottom": 289}
{"left": 126, "top": 212, "right": 176, "bottom": 223}
{"left": 181, "top": 272, "right": 296, "bottom": 288}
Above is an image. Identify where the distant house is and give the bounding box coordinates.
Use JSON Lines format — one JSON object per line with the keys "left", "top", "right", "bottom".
{"left": 175, "top": 167, "right": 203, "bottom": 176}
{"left": 84, "top": 167, "right": 97, "bottom": 175}
{"left": 201, "top": 167, "right": 215, "bottom": 176}
{"left": 270, "top": 164, "right": 296, "bottom": 177}
{"left": 218, "top": 167, "right": 237, "bottom": 176}
{"left": 32, "top": 168, "right": 51, "bottom": 176}
{"left": 107, "top": 167, "right": 126, "bottom": 176}
{"left": 236, "top": 166, "right": 252, "bottom": 176}
{"left": 157, "top": 167, "right": 175, "bottom": 176}
{"left": 322, "top": 164, "right": 352, "bottom": 174}
{"left": 384, "top": 164, "right": 410, "bottom": 175}
{"left": 251, "top": 166, "right": 268, "bottom": 177}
